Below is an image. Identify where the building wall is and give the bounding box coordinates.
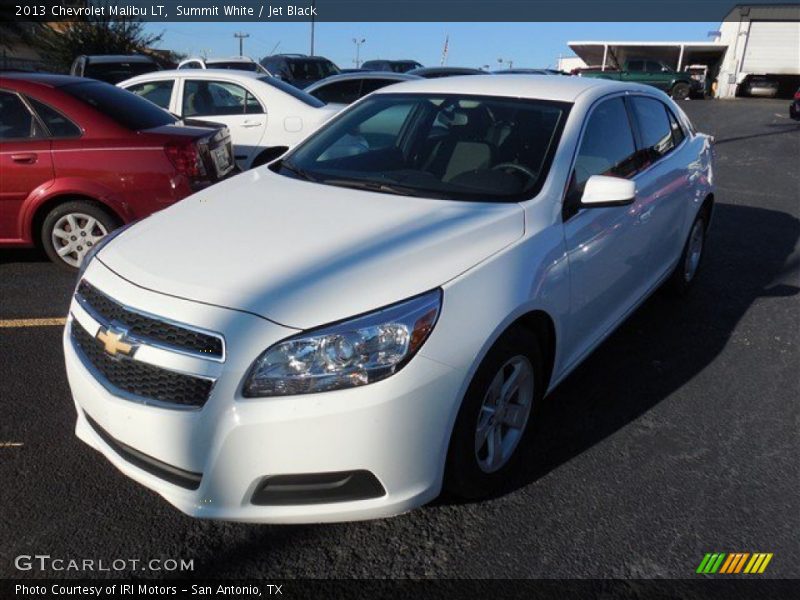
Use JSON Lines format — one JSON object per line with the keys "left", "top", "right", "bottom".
{"left": 715, "top": 5, "right": 800, "bottom": 98}
{"left": 557, "top": 56, "right": 587, "bottom": 72}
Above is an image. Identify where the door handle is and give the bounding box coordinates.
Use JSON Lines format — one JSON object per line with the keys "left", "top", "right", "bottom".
{"left": 241, "top": 120, "right": 263, "bottom": 128}
{"left": 11, "top": 153, "right": 37, "bottom": 164}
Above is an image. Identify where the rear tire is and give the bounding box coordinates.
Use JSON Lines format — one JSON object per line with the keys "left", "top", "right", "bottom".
{"left": 666, "top": 211, "right": 707, "bottom": 295}
{"left": 444, "top": 327, "right": 544, "bottom": 500}
{"left": 41, "top": 201, "right": 118, "bottom": 270}
{"left": 671, "top": 82, "right": 691, "bottom": 100}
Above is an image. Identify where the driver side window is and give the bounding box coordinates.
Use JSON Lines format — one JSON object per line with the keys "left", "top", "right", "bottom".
{"left": 572, "top": 97, "right": 638, "bottom": 197}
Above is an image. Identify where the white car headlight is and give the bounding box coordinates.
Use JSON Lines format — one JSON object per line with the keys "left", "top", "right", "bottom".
{"left": 242, "top": 289, "right": 441, "bottom": 397}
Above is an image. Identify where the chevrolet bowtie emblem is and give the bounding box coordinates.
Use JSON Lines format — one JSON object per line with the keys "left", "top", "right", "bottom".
{"left": 96, "top": 327, "right": 134, "bottom": 357}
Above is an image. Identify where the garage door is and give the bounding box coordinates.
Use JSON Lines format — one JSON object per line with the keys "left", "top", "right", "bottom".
{"left": 741, "top": 20, "right": 800, "bottom": 74}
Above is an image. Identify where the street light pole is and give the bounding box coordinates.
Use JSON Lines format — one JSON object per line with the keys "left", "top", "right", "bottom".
{"left": 234, "top": 32, "right": 250, "bottom": 57}
{"left": 352, "top": 37, "right": 366, "bottom": 68}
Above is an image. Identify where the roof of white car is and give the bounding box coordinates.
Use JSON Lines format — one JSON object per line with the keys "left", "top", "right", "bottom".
{"left": 374, "top": 74, "right": 649, "bottom": 102}
{"left": 124, "top": 69, "right": 264, "bottom": 81}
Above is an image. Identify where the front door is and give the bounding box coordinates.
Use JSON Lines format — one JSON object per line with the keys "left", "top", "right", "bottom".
{"left": 561, "top": 96, "right": 652, "bottom": 369}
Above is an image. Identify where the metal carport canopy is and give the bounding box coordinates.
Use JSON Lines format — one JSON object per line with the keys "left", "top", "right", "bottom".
{"left": 568, "top": 41, "right": 728, "bottom": 70}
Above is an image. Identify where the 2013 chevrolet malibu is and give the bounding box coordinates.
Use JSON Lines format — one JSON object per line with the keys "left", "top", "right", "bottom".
{"left": 64, "top": 76, "right": 715, "bottom": 523}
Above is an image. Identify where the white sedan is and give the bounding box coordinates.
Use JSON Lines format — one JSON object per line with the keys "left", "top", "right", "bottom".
{"left": 64, "top": 75, "right": 714, "bottom": 523}
{"left": 118, "top": 69, "right": 340, "bottom": 169}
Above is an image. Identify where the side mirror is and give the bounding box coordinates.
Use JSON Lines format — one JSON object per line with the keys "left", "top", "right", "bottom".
{"left": 581, "top": 175, "right": 636, "bottom": 207}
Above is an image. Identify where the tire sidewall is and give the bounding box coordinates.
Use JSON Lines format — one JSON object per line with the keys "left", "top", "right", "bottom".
{"left": 671, "top": 82, "right": 690, "bottom": 100}
{"left": 445, "top": 327, "right": 544, "bottom": 499}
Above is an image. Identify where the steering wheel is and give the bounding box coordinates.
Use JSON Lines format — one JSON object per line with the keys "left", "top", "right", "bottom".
{"left": 492, "top": 162, "right": 538, "bottom": 180}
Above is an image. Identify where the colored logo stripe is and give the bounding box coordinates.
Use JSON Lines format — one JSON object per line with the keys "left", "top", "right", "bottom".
{"left": 697, "top": 552, "right": 773, "bottom": 574}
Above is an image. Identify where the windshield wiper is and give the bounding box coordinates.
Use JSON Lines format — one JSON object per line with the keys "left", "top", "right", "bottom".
{"left": 279, "top": 160, "right": 317, "bottom": 182}
{"left": 322, "top": 178, "right": 423, "bottom": 197}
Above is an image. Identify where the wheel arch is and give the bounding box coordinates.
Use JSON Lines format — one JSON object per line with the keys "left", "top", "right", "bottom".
{"left": 700, "top": 192, "right": 714, "bottom": 230}
{"left": 30, "top": 194, "right": 123, "bottom": 249}
{"left": 508, "top": 309, "right": 557, "bottom": 394}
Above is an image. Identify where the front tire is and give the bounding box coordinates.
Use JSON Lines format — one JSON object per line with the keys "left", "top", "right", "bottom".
{"left": 671, "top": 82, "right": 691, "bottom": 100}
{"left": 41, "top": 201, "right": 118, "bottom": 269}
{"left": 444, "top": 327, "right": 544, "bottom": 500}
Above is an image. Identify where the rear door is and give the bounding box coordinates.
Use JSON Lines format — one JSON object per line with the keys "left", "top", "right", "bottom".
{"left": 0, "top": 90, "right": 53, "bottom": 242}
{"left": 180, "top": 78, "right": 266, "bottom": 169}
{"left": 628, "top": 95, "right": 691, "bottom": 279}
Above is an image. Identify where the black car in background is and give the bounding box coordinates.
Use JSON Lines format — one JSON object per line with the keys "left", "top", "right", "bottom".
{"left": 361, "top": 59, "right": 423, "bottom": 73}
{"left": 259, "top": 54, "right": 340, "bottom": 88}
{"left": 70, "top": 55, "right": 161, "bottom": 84}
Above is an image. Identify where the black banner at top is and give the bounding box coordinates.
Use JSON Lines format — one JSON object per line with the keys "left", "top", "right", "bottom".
{"left": 2, "top": 0, "right": 799, "bottom": 23}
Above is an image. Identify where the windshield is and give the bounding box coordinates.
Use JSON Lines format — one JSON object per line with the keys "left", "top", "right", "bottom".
{"left": 287, "top": 59, "right": 340, "bottom": 80}
{"left": 83, "top": 61, "right": 159, "bottom": 84}
{"left": 275, "top": 93, "right": 569, "bottom": 202}
{"left": 62, "top": 81, "right": 176, "bottom": 130}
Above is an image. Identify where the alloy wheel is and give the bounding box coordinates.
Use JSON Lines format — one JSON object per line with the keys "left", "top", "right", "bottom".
{"left": 474, "top": 355, "right": 535, "bottom": 473}
{"left": 684, "top": 219, "right": 704, "bottom": 282}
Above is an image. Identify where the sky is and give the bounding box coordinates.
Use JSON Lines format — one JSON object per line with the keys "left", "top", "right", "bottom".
{"left": 145, "top": 22, "right": 720, "bottom": 69}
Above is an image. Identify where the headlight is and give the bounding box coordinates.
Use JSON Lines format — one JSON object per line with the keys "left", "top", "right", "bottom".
{"left": 242, "top": 289, "right": 441, "bottom": 397}
{"left": 76, "top": 223, "right": 131, "bottom": 280}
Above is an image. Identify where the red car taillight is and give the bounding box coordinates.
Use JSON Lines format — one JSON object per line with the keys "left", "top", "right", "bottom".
{"left": 164, "top": 141, "right": 207, "bottom": 179}
{"left": 794, "top": 90, "right": 800, "bottom": 100}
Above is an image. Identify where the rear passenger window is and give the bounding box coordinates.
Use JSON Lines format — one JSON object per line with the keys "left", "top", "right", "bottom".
{"left": 27, "top": 97, "right": 82, "bottom": 138}
{"left": 0, "top": 91, "right": 40, "bottom": 140}
{"left": 630, "top": 96, "right": 675, "bottom": 163}
{"left": 667, "top": 108, "right": 685, "bottom": 146}
{"left": 572, "top": 97, "right": 638, "bottom": 194}
{"left": 126, "top": 80, "right": 174, "bottom": 110}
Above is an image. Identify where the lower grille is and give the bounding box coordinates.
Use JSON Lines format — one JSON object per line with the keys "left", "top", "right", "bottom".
{"left": 72, "top": 321, "right": 213, "bottom": 408}
{"left": 84, "top": 412, "right": 202, "bottom": 490}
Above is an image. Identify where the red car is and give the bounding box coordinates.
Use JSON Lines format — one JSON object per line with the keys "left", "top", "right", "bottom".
{"left": 0, "top": 73, "right": 234, "bottom": 268}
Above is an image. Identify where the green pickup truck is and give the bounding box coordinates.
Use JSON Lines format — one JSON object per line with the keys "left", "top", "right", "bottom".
{"left": 578, "top": 59, "right": 702, "bottom": 100}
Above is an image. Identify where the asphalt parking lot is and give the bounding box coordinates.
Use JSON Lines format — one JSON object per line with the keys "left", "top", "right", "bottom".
{"left": 1, "top": 98, "right": 798, "bottom": 580}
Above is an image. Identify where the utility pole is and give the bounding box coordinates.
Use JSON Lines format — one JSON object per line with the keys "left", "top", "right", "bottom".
{"left": 234, "top": 32, "right": 250, "bottom": 56}
{"left": 310, "top": 0, "right": 316, "bottom": 55}
{"left": 352, "top": 37, "right": 366, "bottom": 68}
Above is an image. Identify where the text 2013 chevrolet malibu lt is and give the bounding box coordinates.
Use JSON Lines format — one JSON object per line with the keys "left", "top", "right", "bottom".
{"left": 64, "top": 76, "right": 714, "bottom": 523}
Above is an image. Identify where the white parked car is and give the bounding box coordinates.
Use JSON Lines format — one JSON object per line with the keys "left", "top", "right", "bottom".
{"left": 64, "top": 76, "right": 714, "bottom": 523}
{"left": 118, "top": 70, "right": 340, "bottom": 169}
{"left": 177, "top": 56, "right": 268, "bottom": 74}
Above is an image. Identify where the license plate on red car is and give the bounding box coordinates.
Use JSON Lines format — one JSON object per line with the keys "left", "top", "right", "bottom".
{"left": 212, "top": 146, "right": 233, "bottom": 177}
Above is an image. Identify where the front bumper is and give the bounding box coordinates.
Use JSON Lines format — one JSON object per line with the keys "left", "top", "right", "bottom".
{"left": 64, "top": 261, "right": 464, "bottom": 523}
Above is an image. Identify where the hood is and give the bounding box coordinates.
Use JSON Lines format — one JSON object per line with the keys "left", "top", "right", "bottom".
{"left": 99, "top": 170, "right": 524, "bottom": 329}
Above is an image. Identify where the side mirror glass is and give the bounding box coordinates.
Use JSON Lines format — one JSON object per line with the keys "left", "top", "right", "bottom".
{"left": 581, "top": 175, "right": 636, "bottom": 207}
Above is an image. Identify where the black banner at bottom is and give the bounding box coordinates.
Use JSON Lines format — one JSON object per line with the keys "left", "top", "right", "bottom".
{"left": 2, "top": 579, "right": 799, "bottom": 600}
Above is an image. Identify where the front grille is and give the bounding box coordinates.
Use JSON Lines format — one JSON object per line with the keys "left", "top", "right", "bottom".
{"left": 76, "top": 281, "right": 223, "bottom": 359}
{"left": 72, "top": 322, "right": 213, "bottom": 408}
